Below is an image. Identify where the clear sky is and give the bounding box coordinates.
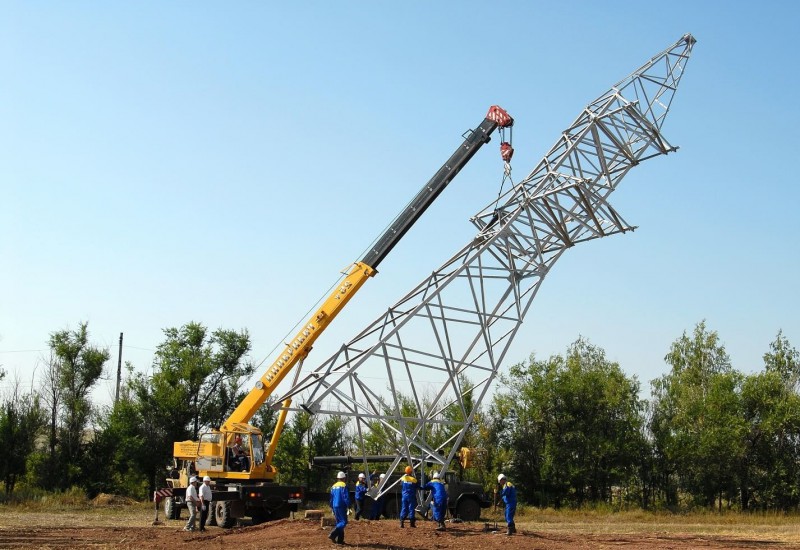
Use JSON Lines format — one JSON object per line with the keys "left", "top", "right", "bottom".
{"left": 2, "top": 1, "right": 798, "bottom": 406}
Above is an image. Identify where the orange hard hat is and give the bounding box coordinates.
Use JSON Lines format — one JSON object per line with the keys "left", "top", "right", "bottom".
{"left": 405, "top": 466, "right": 413, "bottom": 475}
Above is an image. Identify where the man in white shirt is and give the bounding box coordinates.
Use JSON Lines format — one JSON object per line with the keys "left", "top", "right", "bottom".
{"left": 199, "top": 475, "right": 213, "bottom": 531}
{"left": 184, "top": 476, "right": 199, "bottom": 531}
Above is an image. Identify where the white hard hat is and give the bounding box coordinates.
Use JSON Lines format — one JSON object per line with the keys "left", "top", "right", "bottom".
{"left": 203, "top": 476, "right": 211, "bottom": 482}
{"left": 379, "top": 473, "right": 386, "bottom": 479}
{"left": 337, "top": 471, "right": 347, "bottom": 479}
{"left": 358, "top": 473, "right": 366, "bottom": 479}
{"left": 497, "top": 473, "right": 506, "bottom": 483}
{"left": 432, "top": 471, "right": 440, "bottom": 479}
{"left": 189, "top": 476, "right": 198, "bottom": 483}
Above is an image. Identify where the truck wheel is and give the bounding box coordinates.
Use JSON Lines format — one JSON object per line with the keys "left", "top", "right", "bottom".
{"left": 164, "top": 497, "right": 181, "bottom": 520}
{"left": 456, "top": 498, "right": 480, "bottom": 521}
{"left": 215, "top": 501, "right": 236, "bottom": 528}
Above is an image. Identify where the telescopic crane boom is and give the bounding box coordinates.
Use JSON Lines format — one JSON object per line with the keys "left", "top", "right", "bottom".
{"left": 221, "top": 106, "right": 513, "bottom": 455}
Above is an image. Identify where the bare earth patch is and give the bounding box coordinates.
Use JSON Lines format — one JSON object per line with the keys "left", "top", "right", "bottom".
{"left": 2, "top": 507, "right": 800, "bottom": 549}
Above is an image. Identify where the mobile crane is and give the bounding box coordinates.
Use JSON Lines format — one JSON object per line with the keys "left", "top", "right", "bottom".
{"left": 162, "top": 106, "right": 514, "bottom": 527}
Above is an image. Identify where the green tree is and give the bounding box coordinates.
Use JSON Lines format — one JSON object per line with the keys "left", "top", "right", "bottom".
{"left": 763, "top": 330, "right": 800, "bottom": 388}
{"left": 47, "top": 322, "right": 109, "bottom": 489}
{"left": 273, "top": 411, "right": 313, "bottom": 484}
{"left": 737, "top": 332, "right": 800, "bottom": 511}
{"left": 83, "top": 363, "right": 154, "bottom": 498}
{"left": 650, "top": 321, "right": 745, "bottom": 510}
{"left": 0, "top": 378, "right": 45, "bottom": 496}
{"left": 150, "top": 322, "right": 254, "bottom": 439}
{"left": 108, "top": 322, "right": 253, "bottom": 494}
{"left": 494, "top": 338, "right": 646, "bottom": 508}
{"left": 307, "top": 415, "right": 351, "bottom": 490}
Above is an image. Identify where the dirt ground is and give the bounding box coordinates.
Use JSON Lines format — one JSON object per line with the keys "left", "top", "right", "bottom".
{"left": 3, "top": 508, "right": 800, "bottom": 550}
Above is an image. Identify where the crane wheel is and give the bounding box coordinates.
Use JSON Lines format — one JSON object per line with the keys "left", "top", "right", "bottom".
{"left": 215, "top": 501, "right": 236, "bottom": 528}
{"left": 164, "top": 497, "right": 181, "bottom": 520}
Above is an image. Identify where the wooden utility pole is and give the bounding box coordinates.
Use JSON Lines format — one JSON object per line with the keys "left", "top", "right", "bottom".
{"left": 115, "top": 332, "right": 123, "bottom": 406}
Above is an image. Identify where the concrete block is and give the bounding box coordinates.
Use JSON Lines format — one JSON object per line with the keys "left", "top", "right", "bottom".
{"left": 305, "top": 509, "right": 324, "bottom": 519}
{"left": 321, "top": 516, "right": 336, "bottom": 527}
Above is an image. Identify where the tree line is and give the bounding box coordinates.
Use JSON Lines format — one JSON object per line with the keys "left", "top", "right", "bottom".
{"left": 1, "top": 320, "right": 797, "bottom": 513}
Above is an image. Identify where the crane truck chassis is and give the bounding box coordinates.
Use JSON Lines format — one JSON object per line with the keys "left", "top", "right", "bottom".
{"left": 157, "top": 106, "right": 513, "bottom": 527}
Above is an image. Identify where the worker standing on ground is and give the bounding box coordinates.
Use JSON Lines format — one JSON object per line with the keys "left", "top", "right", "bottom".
{"left": 497, "top": 474, "right": 517, "bottom": 535}
{"left": 183, "top": 476, "right": 199, "bottom": 532}
{"left": 368, "top": 473, "right": 386, "bottom": 520}
{"left": 399, "top": 466, "right": 419, "bottom": 528}
{"left": 423, "top": 471, "right": 448, "bottom": 531}
{"left": 198, "top": 475, "right": 212, "bottom": 531}
{"left": 329, "top": 471, "right": 350, "bottom": 545}
{"left": 354, "top": 473, "right": 368, "bottom": 520}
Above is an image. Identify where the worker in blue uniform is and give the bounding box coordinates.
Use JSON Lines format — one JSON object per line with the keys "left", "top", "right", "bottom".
{"left": 368, "top": 473, "right": 386, "bottom": 520}
{"left": 354, "top": 472, "right": 368, "bottom": 520}
{"left": 329, "top": 471, "right": 350, "bottom": 545}
{"left": 423, "top": 471, "right": 448, "bottom": 531}
{"left": 399, "top": 466, "right": 418, "bottom": 528}
{"left": 497, "top": 473, "right": 517, "bottom": 535}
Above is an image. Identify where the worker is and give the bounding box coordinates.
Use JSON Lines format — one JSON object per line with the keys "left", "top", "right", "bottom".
{"left": 230, "top": 434, "right": 250, "bottom": 471}
{"left": 328, "top": 471, "right": 350, "bottom": 545}
{"left": 183, "top": 476, "right": 199, "bottom": 531}
{"left": 368, "top": 473, "right": 386, "bottom": 520}
{"left": 354, "top": 472, "right": 368, "bottom": 520}
{"left": 198, "top": 475, "right": 213, "bottom": 531}
{"left": 423, "top": 471, "right": 448, "bottom": 531}
{"left": 497, "top": 473, "right": 517, "bottom": 535}
{"left": 399, "top": 466, "right": 418, "bottom": 528}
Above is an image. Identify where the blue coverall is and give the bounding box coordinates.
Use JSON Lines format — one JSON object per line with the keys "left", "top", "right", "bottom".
{"left": 329, "top": 480, "right": 350, "bottom": 543}
{"left": 354, "top": 479, "right": 368, "bottom": 520}
{"left": 423, "top": 478, "right": 448, "bottom": 527}
{"left": 368, "top": 481, "right": 385, "bottom": 520}
{"left": 399, "top": 474, "right": 418, "bottom": 526}
{"left": 500, "top": 481, "right": 517, "bottom": 533}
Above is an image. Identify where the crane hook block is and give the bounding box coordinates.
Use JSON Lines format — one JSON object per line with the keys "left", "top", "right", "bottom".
{"left": 500, "top": 142, "right": 514, "bottom": 162}
{"left": 486, "top": 105, "right": 514, "bottom": 128}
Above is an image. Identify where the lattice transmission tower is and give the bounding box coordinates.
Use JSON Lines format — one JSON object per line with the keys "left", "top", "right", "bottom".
{"left": 277, "top": 34, "right": 697, "bottom": 489}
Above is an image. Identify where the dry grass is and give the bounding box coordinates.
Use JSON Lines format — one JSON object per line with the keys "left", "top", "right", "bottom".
{"left": 0, "top": 497, "right": 155, "bottom": 528}
{"left": 508, "top": 506, "right": 800, "bottom": 543}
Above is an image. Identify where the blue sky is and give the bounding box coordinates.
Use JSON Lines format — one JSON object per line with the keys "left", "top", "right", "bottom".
{"left": 1, "top": 1, "right": 798, "bottom": 406}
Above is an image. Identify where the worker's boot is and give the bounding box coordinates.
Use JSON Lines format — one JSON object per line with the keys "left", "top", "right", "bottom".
{"left": 505, "top": 524, "right": 513, "bottom": 536}
{"left": 511, "top": 522, "right": 517, "bottom": 534}
{"left": 410, "top": 519, "right": 416, "bottom": 528}
{"left": 436, "top": 521, "right": 445, "bottom": 531}
{"left": 400, "top": 518, "right": 405, "bottom": 528}
{"left": 328, "top": 527, "right": 338, "bottom": 542}
{"left": 337, "top": 530, "right": 345, "bottom": 545}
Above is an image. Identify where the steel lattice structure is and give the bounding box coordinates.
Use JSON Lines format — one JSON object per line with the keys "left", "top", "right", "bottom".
{"left": 277, "top": 34, "right": 696, "bottom": 489}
